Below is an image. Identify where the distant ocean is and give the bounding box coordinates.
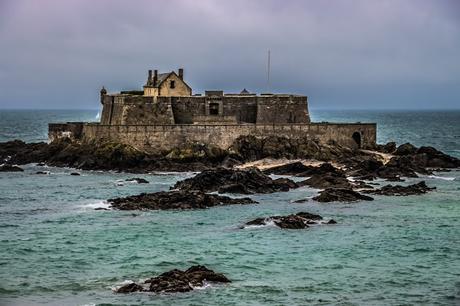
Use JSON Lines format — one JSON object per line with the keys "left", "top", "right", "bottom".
{"left": 0, "top": 109, "right": 459, "bottom": 305}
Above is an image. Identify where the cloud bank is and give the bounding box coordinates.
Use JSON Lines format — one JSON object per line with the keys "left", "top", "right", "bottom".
{"left": 0, "top": 0, "right": 459, "bottom": 109}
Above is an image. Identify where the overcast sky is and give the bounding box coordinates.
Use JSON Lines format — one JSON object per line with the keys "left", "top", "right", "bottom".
{"left": 1, "top": 0, "right": 459, "bottom": 109}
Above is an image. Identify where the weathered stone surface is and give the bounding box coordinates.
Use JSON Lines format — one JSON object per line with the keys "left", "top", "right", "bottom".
{"left": 375, "top": 141, "right": 397, "bottom": 154}
{"left": 125, "top": 177, "right": 149, "bottom": 184}
{"left": 116, "top": 265, "right": 230, "bottom": 294}
{"left": 313, "top": 188, "right": 374, "bottom": 202}
{"left": 108, "top": 190, "right": 257, "bottom": 211}
{"left": 300, "top": 173, "right": 352, "bottom": 189}
{"left": 394, "top": 143, "right": 418, "bottom": 156}
{"left": 244, "top": 212, "right": 335, "bottom": 229}
{"left": 0, "top": 164, "right": 24, "bottom": 172}
{"left": 172, "top": 167, "right": 298, "bottom": 194}
{"left": 365, "top": 181, "right": 435, "bottom": 196}
{"left": 264, "top": 162, "right": 345, "bottom": 177}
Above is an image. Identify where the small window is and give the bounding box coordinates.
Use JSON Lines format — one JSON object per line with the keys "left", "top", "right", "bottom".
{"left": 209, "top": 103, "right": 219, "bottom": 115}
{"left": 170, "top": 80, "right": 175, "bottom": 89}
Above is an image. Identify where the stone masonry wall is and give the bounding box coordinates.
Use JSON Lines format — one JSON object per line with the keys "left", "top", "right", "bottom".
{"left": 80, "top": 123, "right": 376, "bottom": 152}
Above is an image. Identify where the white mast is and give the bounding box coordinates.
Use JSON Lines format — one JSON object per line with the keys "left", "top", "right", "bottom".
{"left": 267, "top": 49, "right": 271, "bottom": 93}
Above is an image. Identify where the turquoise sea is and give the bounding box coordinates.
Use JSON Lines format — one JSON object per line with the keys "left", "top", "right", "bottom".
{"left": 0, "top": 110, "right": 459, "bottom": 305}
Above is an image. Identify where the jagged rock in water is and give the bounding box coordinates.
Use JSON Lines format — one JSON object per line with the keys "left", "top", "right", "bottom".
{"left": 125, "top": 177, "right": 149, "bottom": 184}
{"left": 364, "top": 181, "right": 435, "bottom": 196}
{"left": 0, "top": 164, "right": 24, "bottom": 172}
{"left": 115, "top": 265, "right": 230, "bottom": 294}
{"left": 300, "top": 173, "right": 352, "bottom": 189}
{"left": 108, "top": 190, "right": 257, "bottom": 210}
{"left": 70, "top": 172, "right": 81, "bottom": 176}
{"left": 244, "top": 212, "right": 336, "bottom": 229}
{"left": 116, "top": 282, "right": 145, "bottom": 293}
{"left": 313, "top": 188, "right": 374, "bottom": 202}
{"left": 172, "top": 167, "right": 299, "bottom": 194}
{"left": 35, "top": 171, "right": 49, "bottom": 175}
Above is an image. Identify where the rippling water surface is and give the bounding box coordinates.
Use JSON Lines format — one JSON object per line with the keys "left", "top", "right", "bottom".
{"left": 0, "top": 110, "right": 459, "bottom": 305}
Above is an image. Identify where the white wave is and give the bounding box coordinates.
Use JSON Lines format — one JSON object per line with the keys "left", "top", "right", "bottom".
{"left": 192, "top": 281, "right": 213, "bottom": 290}
{"left": 427, "top": 175, "right": 456, "bottom": 181}
{"left": 80, "top": 200, "right": 111, "bottom": 210}
{"left": 243, "top": 219, "right": 277, "bottom": 229}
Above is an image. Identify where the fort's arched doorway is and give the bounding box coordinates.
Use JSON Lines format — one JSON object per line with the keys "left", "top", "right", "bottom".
{"left": 352, "top": 132, "right": 362, "bottom": 148}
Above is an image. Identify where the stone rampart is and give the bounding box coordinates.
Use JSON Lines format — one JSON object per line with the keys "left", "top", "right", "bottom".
{"left": 79, "top": 123, "right": 376, "bottom": 152}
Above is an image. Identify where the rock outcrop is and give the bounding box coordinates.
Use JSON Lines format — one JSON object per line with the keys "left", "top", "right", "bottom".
{"left": 312, "top": 188, "right": 374, "bottom": 203}
{"left": 0, "top": 164, "right": 24, "bottom": 172}
{"left": 116, "top": 265, "right": 230, "bottom": 294}
{"left": 365, "top": 181, "right": 435, "bottom": 196}
{"left": 108, "top": 190, "right": 257, "bottom": 210}
{"left": 244, "top": 212, "right": 336, "bottom": 229}
{"left": 172, "top": 167, "right": 299, "bottom": 194}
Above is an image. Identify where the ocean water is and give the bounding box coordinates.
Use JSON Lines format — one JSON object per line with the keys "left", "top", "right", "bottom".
{"left": 0, "top": 110, "right": 459, "bottom": 305}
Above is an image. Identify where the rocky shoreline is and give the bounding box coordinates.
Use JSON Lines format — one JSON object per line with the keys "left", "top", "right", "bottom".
{"left": 2, "top": 136, "right": 459, "bottom": 295}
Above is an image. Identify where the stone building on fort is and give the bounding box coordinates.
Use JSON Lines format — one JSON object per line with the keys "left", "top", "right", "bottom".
{"left": 49, "top": 68, "right": 376, "bottom": 152}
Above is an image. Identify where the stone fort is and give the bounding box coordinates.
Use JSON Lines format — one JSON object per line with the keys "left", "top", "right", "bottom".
{"left": 49, "top": 68, "right": 376, "bottom": 152}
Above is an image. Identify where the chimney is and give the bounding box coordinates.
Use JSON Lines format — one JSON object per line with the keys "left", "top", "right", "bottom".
{"left": 153, "top": 69, "right": 158, "bottom": 86}
{"left": 178, "top": 68, "right": 184, "bottom": 80}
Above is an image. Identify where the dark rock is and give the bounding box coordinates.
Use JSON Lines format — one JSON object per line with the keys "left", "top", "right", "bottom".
{"left": 365, "top": 181, "right": 435, "bottom": 196}
{"left": 327, "top": 219, "right": 338, "bottom": 224}
{"left": 263, "top": 161, "right": 313, "bottom": 175}
{"left": 300, "top": 173, "right": 352, "bottom": 189}
{"left": 108, "top": 190, "right": 257, "bottom": 211}
{"left": 264, "top": 162, "right": 345, "bottom": 178}
{"left": 376, "top": 142, "right": 397, "bottom": 154}
{"left": 395, "top": 143, "right": 418, "bottom": 156}
{"left": 172, "top": 167, "right": 298, "bottom": 194}
{"left": 243, "top": 212, "right": 335, "bottom": 229}
{"left": 94, "top": 207, "right": 109, "bottom": 211}
{"left": 35, "top": 171, "right": 49, "bottom": 175}
{"left": 116, "top": 265, "right": 230, "bottom": 294}
{"left": 125, "top": 177, "right": 149, "bottom": 184}
{"left": 313, "top": 188, "right": 374, "bottom": 202}
{"left": 116, "top": 282, "right": 145, "bottom": 293}
{"left": 416, "top": 146, "right": 460, "bottom": 168}
{"left": 70, "top": 172, "right": 81, "bottom": 176}
{"left": 0, "top": 164, "right": 24, "bottom": 172}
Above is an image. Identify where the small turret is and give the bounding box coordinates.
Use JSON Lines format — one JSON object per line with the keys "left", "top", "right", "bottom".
{"left": 100, "top": 86, "right": 107, "bottom": 104}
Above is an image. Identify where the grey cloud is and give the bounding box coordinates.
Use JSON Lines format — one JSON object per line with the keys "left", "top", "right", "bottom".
{"left": 0, "top": 0, "right": 459, "bottom": 109}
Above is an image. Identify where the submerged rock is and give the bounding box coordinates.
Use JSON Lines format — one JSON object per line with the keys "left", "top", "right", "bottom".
{"left": 116, "top": 265, "right": 230, "bottom": 294}
{"left": 365, "top": 181, "right": 435, "bottom": 196}
{"left": 172, "top": 167, "right": 299, "bottom": 194}
{"left": 0, "top": 164, "right": 24, "bottom": 172}
{"left": 125, "top": 177, "right": 149, "bottom": 184}
{"left": 312, "top": 188, "right": 374, "bottom": 203}
{"left": 70, "top": 172, "right": 81, "bottom": 176}
{"left": 108, "top": 190, "right": 257, "bottom": 210}
{"left": 244, "top": 212, "right": 335, "bottom": 229}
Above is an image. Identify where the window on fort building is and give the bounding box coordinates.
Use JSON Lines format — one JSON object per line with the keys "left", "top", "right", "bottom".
{"left": 209, "top": 103, "right": 219, "bottom": 115}
{"left": 170, "top": 80, "right": 175, "bottom": 89}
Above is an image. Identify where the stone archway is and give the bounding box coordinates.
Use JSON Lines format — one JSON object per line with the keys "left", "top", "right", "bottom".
{"left": 352, "top": 132, "right": 362, "bottom": 148}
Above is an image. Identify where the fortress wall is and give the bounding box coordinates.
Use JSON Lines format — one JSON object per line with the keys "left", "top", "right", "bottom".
{"left": 256, "top": 96, "right": 310, "bottom": 124}
{"left": 81, "top": 123, "right": 376, "bottom": 152}
{"left": 101, "top": 95, "right": 175, "bottom": 125}
{"left": 170, "top": 96, "right": 206, "bottom": 124}
{"left": 49, "top": 122, "right": 85, "bottom": 142}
